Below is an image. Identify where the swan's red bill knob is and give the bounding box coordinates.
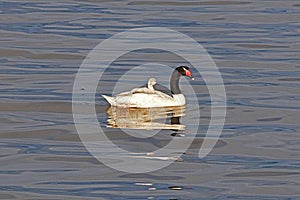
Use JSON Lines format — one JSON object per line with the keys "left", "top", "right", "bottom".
{"left": 185, "top": 70, "right": 193, "bottom": 78}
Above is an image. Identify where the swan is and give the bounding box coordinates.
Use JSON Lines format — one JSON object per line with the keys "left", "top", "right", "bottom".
{"left": 102, "top": 66, "right": 193, "bottom": 108}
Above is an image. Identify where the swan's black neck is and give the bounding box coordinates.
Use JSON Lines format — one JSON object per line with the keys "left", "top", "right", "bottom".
{"left": 170, "top": 69, "right": 182, "bottom": 94}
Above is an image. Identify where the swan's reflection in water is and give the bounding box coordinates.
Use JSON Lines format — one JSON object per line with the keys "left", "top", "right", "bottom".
{"left": 104, "top": 106, "right": 189, "bottom": 164}
{"left": 106, "top": 106, "right": 186, "bottom": 133}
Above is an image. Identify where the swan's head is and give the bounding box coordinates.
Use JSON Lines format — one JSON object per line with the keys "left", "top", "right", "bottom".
{"left": 148, "top": 78, "right": 157, "bottom": 86}
{"left": 176, "top": 66, "right": 194, "bottom": 80}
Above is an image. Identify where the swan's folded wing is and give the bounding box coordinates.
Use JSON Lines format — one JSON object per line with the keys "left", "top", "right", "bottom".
{"left": 153, "top": 84, "right": 173, "bottom": 96}
{"left": 140, "top": 83, "right": 172, "bottom": 96}
{"left": 153, "top": 90, "right": 174, "bottom": 100}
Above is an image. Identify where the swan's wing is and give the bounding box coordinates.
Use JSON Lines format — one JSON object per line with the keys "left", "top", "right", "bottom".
{"left": 141, "top": 83, "right": 172, "bottom": 96}
{"left": 153, "top": 90, "right": 174, "bottom": 100}
{"left": 153, "top": 84, "right": 173, "bottom": 96}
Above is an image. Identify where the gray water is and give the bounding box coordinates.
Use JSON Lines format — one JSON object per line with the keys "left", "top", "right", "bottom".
{"left": 1, "top": 0, "right": 300, "bottom": 199}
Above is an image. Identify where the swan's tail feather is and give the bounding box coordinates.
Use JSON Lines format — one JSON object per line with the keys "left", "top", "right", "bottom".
{"left": 102, "top": 95, "right": 114, "bottom": 105}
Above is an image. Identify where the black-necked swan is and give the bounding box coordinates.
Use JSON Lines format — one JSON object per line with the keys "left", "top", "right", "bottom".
{"left": 102, "top": 66, "right": 193, "bottom": 108}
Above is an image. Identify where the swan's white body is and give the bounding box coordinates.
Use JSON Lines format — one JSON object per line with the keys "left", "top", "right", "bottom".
{"left": 102, "top": 67, "right": 192, "bottom": 108}
{"left": 102, "top": 93, "right": 185, "bottom": 108}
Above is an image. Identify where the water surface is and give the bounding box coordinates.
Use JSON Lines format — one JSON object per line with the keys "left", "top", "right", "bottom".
{"left": 0, "top": 0, "right": 300, "bottom": 199}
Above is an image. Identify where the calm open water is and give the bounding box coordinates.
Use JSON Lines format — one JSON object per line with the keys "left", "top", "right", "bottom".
{"left": 0, "top": 0, "right": 300, "bottom": 199}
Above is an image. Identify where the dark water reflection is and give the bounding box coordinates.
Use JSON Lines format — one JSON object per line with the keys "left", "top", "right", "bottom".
{"left": 0, "top": 0, "right": 300, "bottom": 199}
